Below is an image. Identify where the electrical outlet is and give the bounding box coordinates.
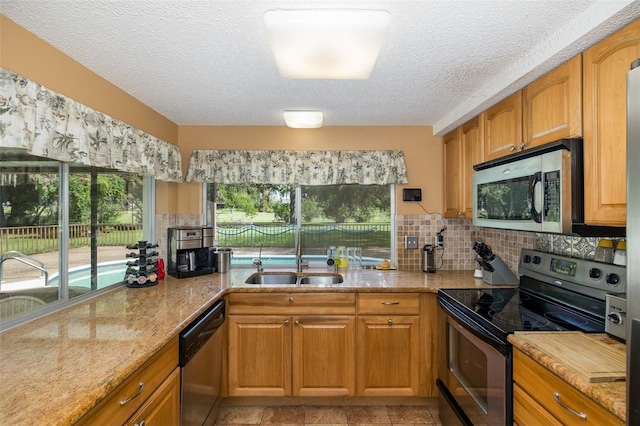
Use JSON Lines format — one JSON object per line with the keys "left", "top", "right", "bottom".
{"left": 435, "top": 232, "right": 444, "bottom": 248}
{"left": 405, "top": 236, "right": 419, "bottom": 249}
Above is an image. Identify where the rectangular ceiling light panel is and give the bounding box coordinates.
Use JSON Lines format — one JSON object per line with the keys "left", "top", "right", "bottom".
{"left": 284, "top": 111, "right": 324, "bottom": 128}
{"left": 264, "top": 9, "right": 390, "bottom": 80}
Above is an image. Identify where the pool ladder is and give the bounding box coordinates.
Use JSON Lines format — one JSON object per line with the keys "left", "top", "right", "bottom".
{"left": 0, "top": 250, "right": 49, "bottom": 289}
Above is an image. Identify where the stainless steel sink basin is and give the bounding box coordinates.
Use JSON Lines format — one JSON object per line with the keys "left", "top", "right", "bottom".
{"left": 244, "top": 272, "right": 343, "bottom": 285}
{"left": 298, "top": 274, "right": 344, "bottom": 285}
{"left": 244, "top": 272, "right": 298, "bottom": 285}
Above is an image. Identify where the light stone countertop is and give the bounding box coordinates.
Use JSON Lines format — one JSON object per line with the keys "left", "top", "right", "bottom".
{"left": 508, "top": 332, "right": 627, "bottom": 421}
{"left": 0, "top": 268, "right": 488, "bottom": 426}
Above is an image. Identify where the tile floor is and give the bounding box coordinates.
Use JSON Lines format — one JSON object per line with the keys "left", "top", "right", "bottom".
{"left": 215, "top": 403, "right": 443, "bottom": 425}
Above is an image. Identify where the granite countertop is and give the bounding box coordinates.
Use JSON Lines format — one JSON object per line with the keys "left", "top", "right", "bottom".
{"left": 509, "top": 332, "right": 627, "bottom": 421}
{"left": 0, "top": 268, "right": 488, "bottom": 425}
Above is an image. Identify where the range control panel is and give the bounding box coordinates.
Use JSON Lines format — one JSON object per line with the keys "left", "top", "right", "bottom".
{"left": 605, "top": 294, "right": 627, "bottom": 341}
{"left": 519, "top": 249, "right": 626, "bottom": 298}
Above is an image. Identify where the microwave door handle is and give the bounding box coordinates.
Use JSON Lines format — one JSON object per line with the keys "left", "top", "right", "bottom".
{"left": 529, "top": 172, "right": 542, "bottom": 223}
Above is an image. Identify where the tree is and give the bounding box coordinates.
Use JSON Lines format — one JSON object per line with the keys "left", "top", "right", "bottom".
{"left": 303, "top": 185, "right": 390, "bottom": 223}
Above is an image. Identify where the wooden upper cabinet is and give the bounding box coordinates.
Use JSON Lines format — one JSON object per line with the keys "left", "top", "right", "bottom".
{"left": 443, "top": 127, "right": 462, "bottom": 218}
{"left": 583, "top": 18, "right": 640, "bottom": 226}
{"left": 523, "top": 54, "right": 582, "bottom": 146}
{"left": 484, "top": 91, "right": 523, "bottom": 161}
{"left": 461, "top": 115, "right": 484, "bottom": 218}
{"left": 443, "top": 116, "right": 484, "bottom": 219}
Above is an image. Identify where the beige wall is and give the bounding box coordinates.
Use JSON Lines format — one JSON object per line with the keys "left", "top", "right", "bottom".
{"left": 179, "top": 126, "right": 443, "bottom": 215}
{"left": 1, "top": 16, "right": 444, "bottom": 218}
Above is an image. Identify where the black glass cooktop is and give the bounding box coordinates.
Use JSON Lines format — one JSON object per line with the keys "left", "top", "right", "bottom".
{"left": 438, "top": 283, "right": 605, "bottom": 339}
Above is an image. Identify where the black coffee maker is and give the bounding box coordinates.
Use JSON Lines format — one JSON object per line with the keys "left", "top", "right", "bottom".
{"left": 167, "top": 226, "right": 215, "bottom": 278}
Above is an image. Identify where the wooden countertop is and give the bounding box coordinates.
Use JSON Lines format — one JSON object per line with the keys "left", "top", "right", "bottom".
{"left": 509, "top": 332, "right": 627, "bottom": 421}
{"left": 0, "top": 268, "right": 489, "bottom": 425}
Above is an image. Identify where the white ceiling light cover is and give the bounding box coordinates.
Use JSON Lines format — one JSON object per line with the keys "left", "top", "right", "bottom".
{"left": 284, "top": 111, "right": 324, "bottom": 128}
{"left": 264, "top": 9, "right": 391, "bottom": 80}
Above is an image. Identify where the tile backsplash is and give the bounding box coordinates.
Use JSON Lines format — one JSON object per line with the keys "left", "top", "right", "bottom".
{"left": 395, "top": 215, "right": 624, "bottom": 272}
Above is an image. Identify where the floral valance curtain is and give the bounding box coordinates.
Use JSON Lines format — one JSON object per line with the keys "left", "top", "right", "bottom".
{"left": 0, "top": 68, "right": 182, "bottom": 182}
{"left": 186, "top": 150, "right": 408, "bottom": 185}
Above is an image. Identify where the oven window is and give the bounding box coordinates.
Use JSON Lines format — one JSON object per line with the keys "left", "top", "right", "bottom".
{"left": 449, "top": 325, "right": 489, "bottom": 412}
{"left": 476, "top": 176, "right": 532, "bottom": 221}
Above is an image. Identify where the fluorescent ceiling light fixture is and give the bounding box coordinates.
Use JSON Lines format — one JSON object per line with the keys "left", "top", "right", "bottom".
{"left": 264, "top": 9, "right": 390, "bottom": 79}
{"left": 284, "top": 111, "right": 324, "bottom": 128}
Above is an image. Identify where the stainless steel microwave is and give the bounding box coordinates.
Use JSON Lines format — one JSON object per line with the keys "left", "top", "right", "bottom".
{"left": 473, "top": 139, "right": 581, "bottom": 234}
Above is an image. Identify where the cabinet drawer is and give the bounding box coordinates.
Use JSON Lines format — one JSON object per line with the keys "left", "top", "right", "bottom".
{"left": 228, "top": 293, "right": 356, "bottom": 315}
{"left": 357, "top": 293, "right": 420, "bottom": 315}
{"left": 77, "top": 338, "right": 179, "bottom": 425}
{"left": 513, "top": 350, "right": 623, "bottom": 426}
{"left": 514, "top": 383, "right": 562, "bottom": 426}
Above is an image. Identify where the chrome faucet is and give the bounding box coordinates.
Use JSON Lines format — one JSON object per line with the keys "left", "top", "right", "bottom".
{"left": 252, "top": 245, "right": 264, "bottom": 272}
{"left": 296, "top": 229, "right": 303, "bottom": 273}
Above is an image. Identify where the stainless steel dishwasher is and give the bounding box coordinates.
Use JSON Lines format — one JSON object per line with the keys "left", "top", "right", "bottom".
{"left": 180, "top": 299, "right": 225, "bottom": 426}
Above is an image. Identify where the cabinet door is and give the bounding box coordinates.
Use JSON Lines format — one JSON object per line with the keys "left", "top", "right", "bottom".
{"left": 356, "top": 315, "right": 420, "bottom": 396}
{"left": 484, "top": 91, "right": 523, "bottom": 161}
{"left": 227, "top": 315, "right": 291, "bottom": 396}
{"left": 583, "top": 19, "right": 640, "bottom": 226}
{"left": 292, "top": 315, "right": 356, "bottom": 396}
{"left": 461, "top": 115, "right": 484, "bottom": 218}
{"left": 523, "top": 54, "right": 582, "bottom": 147}
{"left": 126, "top": 368, "right": 181, "bottom": 426}
{"left": 443, "top": 127, "right": 463, "bottom": 218}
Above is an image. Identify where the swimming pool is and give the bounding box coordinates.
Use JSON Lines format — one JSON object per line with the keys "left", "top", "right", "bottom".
{"left": 47, "top": 260, "right": 129, "bottom": 289}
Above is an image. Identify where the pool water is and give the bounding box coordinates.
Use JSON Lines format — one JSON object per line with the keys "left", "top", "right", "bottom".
{"left": 47, "top": 260, "right": 129, "bottom": 289}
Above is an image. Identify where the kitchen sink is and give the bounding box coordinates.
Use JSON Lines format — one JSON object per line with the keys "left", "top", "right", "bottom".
{"left": 298, "top": 274, "right": 344, "bottom": 285}
{"left": 244, "top": 272, "right": 343, "bottom": 285}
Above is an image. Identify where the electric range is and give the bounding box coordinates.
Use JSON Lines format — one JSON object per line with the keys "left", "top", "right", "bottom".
{"left": 436, "top": 248, "right": 626, "bottom": 425}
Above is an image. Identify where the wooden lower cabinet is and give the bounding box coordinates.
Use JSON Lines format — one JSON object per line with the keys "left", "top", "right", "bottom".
{"left": 126, "top": 367, "right": 181, "bottom": 426}
{"left": 357, "top": 315, "right": 420, "bottom": 395}
{"left": 513, "top": 348, "right": 623, "bottom": 425}
{"left": 292, "top": 315, "right": 356, "bottom": 396}
{"left": 226, "top": 293, "right": 357, "bottom": 397}
{"left": 76, "top": 339, "right": 179, "bottom": 426}
{"left": 227, "top": 314, "right": 291, "bottom": 396}
{"left": 357, "top": 293, "right": 421, "bottom": 396}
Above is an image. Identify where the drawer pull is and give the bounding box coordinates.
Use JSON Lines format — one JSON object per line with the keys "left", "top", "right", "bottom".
{"left": 381, "top": 301, "right": 400, "bottom": 305}
{"left": 120, "top": 382, "right": 144, "bottom": 406}
{"left": 388, "top": 319, "right": 393, "bottom": 325}
{"left": 289, "top": 297, "right": 294, "bottom": 303}
{"left": 553, "top": 392, "right": 587, "bottom": 420}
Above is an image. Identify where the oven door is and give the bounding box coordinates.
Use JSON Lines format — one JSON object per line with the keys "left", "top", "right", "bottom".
{"left": 437, "top": 301, "right": 510, "bottom": 425}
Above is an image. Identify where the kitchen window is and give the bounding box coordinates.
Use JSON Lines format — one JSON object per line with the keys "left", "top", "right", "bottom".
{"left": 205, "top": 183, "right": 393, "bottom": 266}
{"left": 0, "top": 150, "right": 152, "bottom": 330}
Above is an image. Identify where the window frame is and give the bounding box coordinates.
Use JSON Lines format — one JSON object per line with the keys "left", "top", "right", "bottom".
{"left": 205, "top": 183, "right": 395, "bottom": 267}
{"left": 0, "top": 157, "right": 154, "bottom": 332}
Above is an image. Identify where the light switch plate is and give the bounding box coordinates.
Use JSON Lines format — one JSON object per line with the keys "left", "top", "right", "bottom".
{"left": 405, "top": 236, "right": 419, "bottom": 249}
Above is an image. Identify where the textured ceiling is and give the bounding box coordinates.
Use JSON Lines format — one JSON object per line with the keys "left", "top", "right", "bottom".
{"left": 2, "top": 1, "right": 640, "bottom": 134}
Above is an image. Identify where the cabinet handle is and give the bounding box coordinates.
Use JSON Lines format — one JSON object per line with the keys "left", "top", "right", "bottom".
{"left": 284, "top": 320, "right": 290, "bottom": 326}
{"left": 510, "top": 145, "right": 517, "bottom": 152}
{"left": 520, "top": 142, "right": 527, "bottom": 150}
{"left": 381, "top": 301, "right": 400, "bottom": 305}
{"left": 289, "top": 297, "right": 294, "bottom": 303}
{"left": 294, "top": 320, "right": 300, "bottom": 326}
{"left": 553, "top": 392, "right": 587, "bottom": 420}
{"left": 388, "top": 319, "right": 393, "bottom": 325}
{"left": 135, "top": 421, "right": 146, "bottom": 426}
{"left": 120, "top": 382, "right": 144, "bottom": 406}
